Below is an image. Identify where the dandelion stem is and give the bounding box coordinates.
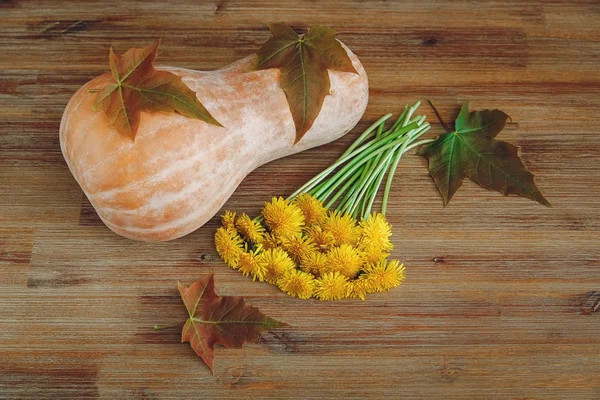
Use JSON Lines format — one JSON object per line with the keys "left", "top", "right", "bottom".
{"left": 291, "top": 102, "right": 431, "bottom": 218}
{"left": 340, "top": 114, "right": 392, "bottom": 158}
{"left": 288, "top": 121, "right": 418, "bottom": 199}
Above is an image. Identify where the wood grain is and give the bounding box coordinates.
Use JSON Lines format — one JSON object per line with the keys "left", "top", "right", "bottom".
{"left": 1, "top": 0, "right": 599, "bottom": 398}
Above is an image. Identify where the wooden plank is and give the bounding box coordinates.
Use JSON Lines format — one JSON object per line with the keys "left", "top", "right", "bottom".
{"left": 0, "top": 0, "right": 598, "bottom": 398}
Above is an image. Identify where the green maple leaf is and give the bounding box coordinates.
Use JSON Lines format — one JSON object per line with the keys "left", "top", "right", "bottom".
{"left": 417, "top": 102, "right": 550, "bottom": 207}
{"left": 255, "top": 23, "right": 358, "bottom": 143}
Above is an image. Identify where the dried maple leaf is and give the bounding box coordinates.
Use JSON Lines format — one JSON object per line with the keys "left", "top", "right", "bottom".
{"left": 255, "top": 24, "right": 358, "bottom": 143}
{"left": 177, "top": 274, "right": 286, "bottom": 373}
{"left": 93, "top": 41, "right": 222, "bottom": 140}
{"left": 417, "top": 102, "right": 550, "bottom": 207}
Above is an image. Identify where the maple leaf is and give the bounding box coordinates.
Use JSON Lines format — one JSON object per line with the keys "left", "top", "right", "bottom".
{"left": 255, "top": 24, "right": 358, "bottom": 143}
{"left": 177, "top": 274, "right": 286, "bottom": 373}
{"left": 417, "top": 102, "right": 550, "bottom": 207}
{"left": 93, "top": 41, "right": 222, "bottom": 140}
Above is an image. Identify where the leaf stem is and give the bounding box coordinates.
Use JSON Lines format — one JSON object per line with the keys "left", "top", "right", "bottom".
{"left": 153, "top": 321, "right": 184, "bottom": 331}
{"left": 427, "top": 99, "right": 451, "bottom": 132}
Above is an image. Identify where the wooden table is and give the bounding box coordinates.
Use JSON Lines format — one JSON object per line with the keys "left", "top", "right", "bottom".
{"left": 1, "top": 1, "right": 598, "bottom": 398}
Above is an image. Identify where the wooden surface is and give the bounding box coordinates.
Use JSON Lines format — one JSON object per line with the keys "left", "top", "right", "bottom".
{"left": 1, "top": 1, "right": 599, "bottom": 399}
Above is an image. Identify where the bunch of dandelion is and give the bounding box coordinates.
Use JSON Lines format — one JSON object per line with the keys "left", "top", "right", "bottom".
{"left": 216, "top": 196, "right": 404, "bottom": 301}
{"left": 214, "top": 102, "right": 432, "bottom": 301}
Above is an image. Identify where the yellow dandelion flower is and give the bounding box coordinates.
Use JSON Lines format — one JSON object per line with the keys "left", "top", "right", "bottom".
{"left": 326, "top": 244, "right": 364, "bottom": 279}
{"left": 277, "top": 269, "right": 315, "bottom": 299}
{"left": 362, "top": 259, "right": 405, "bottom": 292}
{"left": 322, "top": 210, "right": 360, "bottom": 246}
{"left": 235, "top": 212, "right": 265, "bottom": 243}
{"left": 256, "top": 248, "right": 296, "bottom": 284}
{"left": 261, "top": 233, "right": 280, "bottom": 250}
{"left": 360, "top": 245, "right": 390, "bottom": 265}
{"left": 280, "top": 234, "right": 317, "bottom": 263}
{"left": 358, "top": 213, "right": 393, "bottom": 252}
{"left": 262, "top": 197, "right": 304, "bottom": 238}
{"left": 221, "top": 210, "right": 237, "bottom": 231}
{"left": 306, "top": 225, "right": 335, "bottom": 252}
{"left": 292, "top": 193, "right": 327, "bottom": 225}
{"left": 314, "top": 271, "right": 350, "bottom": 301}
{"left": 300, "top": 251, "right": 330, "bottom": 276}
{"left": 348, "top": 278, "right": 370, "bottom": 301}
{"left": 214, "top": 226, "right": 244, "bottom": 268}
{"left": 237, "top": 249, "right": 267, "bottom": 282}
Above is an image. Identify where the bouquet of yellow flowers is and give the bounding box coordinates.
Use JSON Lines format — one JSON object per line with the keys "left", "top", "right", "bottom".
{"left": 215, "top": 102, "right": 432, "bottom": 300}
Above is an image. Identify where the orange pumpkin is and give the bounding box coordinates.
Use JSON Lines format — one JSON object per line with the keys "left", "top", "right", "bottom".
{"left": 59, "top": 44, "right": 368, "bottom": 241}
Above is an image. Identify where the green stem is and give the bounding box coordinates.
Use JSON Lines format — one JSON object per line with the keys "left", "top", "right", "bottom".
{"left": 318, "top": 160, "right": 362, "bottom": 202}
{"left": 339, "top": 123, "right": 385, "bottom": 201}
{"left": 334, "top": 173, "right": 364, "bottom": 212}
{"left": 347, "top": 149, "right": 396, "bottom": 216}
{"left": 324, "top": 170, "right": 363, "bottom": 209}
{"left": 340, "top": 114, "right": 392, "bottom": 158}
{"left": 319, "top": 132, "right": 413, "bottom": 206}
{"left": 403, "top": 138, "right": 435, "bottom": 152}
{"left": 362, "top": 120, "right": 387, "bottom": 189}
{"left": 288, "top": 102, "right": 432, "bottom": 219}
{"left": 360, "top": 103, "right": 424, "bottom": 217}
{"left": 363, "top": 155, "right": 391, "bottom": 218}
{"left": 353, "top": 120, "right": 430, "bottom": 217}
{"left": 357, "top": 190, "right": 368, "bottom": 218}
{"left": 387, "top": 105, "right": 409, "bottom": 133}
{"left": 381, "top": 127, "right": 432, "bottom": 215}
{"left": 288, "top": 121, "right": 418, "bottom": 199}
{"left": 328, "top": 122, "right": 425, "bottom": 215}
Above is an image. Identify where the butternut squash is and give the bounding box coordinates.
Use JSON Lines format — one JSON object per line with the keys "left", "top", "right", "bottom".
{"left": 59, "top": 43, "right": 368, "bottom": 242}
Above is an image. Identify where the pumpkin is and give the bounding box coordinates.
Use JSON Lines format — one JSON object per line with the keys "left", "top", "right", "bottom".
{"left": 59, "top": 43, "right": 368, "bottom": 242}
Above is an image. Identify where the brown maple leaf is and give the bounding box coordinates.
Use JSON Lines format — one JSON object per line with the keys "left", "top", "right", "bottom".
{"left": 177, "top": 274, "right": 286, "bottom": 373}
{"left": 93, "top": 41, "right": 222, "bottom": 140}
{"left": 255, "top": 24, "right": 358, "bottom": 143}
